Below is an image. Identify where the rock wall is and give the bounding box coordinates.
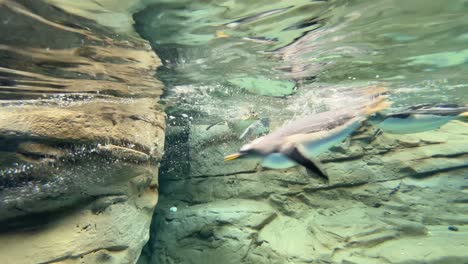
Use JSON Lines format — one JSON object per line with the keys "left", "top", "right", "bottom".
{"left": 148, "top": 120, "right": 468, "bottom": 264}
{"left": 0, "top": 1, "right": 164, "bottom": 263}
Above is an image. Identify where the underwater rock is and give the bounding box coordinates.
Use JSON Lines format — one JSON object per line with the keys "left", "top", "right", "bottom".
{"left": 0, "top": 1, "right": 164, "bottom": 263}
{"left": 148, "top": 120, "right": 468, "bottom": 263}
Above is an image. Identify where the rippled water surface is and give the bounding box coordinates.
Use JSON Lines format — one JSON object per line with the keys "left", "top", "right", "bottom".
{"left": 136, "top": 0, "right": 468, "bottom": 122}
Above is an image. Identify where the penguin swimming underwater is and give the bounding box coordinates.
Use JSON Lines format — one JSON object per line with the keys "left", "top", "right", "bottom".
{"left": 224, "top": 89, "right": 390, "bottom": 180}
{"left": 369, "top": 103, "right": 468, "bottom": 134}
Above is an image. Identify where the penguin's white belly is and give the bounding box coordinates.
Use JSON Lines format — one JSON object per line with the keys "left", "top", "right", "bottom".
{"left": 377, "top": 115, "right": 455, "bottom": 134}
{"left": 302, "top": 120, "right": 361, "bottom": 156}
{"left": 261, "top": 153, "right": 297, "bottom": 169}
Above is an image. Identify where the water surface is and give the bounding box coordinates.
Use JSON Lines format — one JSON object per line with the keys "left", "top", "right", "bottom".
{"left": 136, "top": 0, "right": 468, "bottom": 124}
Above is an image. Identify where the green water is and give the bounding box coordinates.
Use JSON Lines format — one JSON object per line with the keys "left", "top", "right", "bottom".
{"left": 136, "top": 0, "right": 468, "bottom": 121}
{"left": 0, "top": 1, "right": 467, "bottom": 263}
{"left": 133, "top": 1, "right": 468, "bottom": 263}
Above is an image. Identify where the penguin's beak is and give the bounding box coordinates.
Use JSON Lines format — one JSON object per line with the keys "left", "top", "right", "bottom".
{"left": 224, "top": 152, "right": 243, "bottom": 161}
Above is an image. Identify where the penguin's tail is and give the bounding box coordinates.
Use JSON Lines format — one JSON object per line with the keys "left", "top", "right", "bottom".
{"left": 360, "top": 87, "right": 392, "bottom": 115}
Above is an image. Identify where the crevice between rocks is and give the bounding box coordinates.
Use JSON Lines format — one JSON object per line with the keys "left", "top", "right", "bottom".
{"left": 38, "top": 245, "right": 129, "bottom": 264}
{"left": 183, "top": 170, "right": 259, "bottom": 180}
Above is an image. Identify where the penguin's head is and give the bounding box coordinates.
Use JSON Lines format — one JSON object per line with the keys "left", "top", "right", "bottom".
{"left": 224, "top": 136, "right": 274, "bottom": 161}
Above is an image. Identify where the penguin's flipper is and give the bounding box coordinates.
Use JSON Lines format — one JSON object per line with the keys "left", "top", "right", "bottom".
{"left": 281, "top": 145, "right": 329, "bottom": 181}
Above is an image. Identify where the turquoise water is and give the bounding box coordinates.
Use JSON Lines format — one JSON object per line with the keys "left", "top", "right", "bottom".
{"left": 136, "top": 0, "right": 468, "bottom": 119}
{"left": 134, "top": 1, "right": 468, "bottom": 263}
{"left": 0, "top": 1, "right": 467, "bottom": 263}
